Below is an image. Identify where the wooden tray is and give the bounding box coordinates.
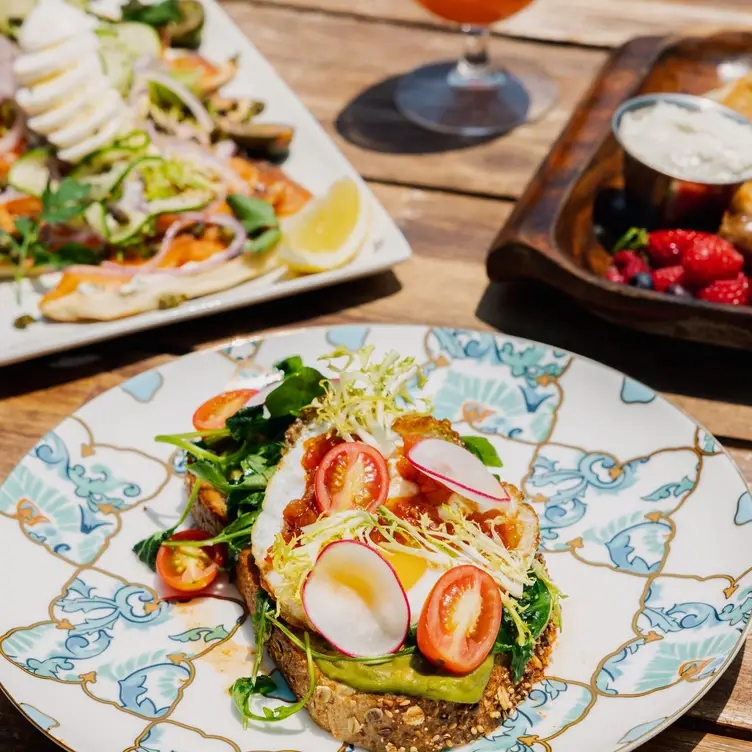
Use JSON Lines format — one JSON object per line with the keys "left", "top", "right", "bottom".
{"left": 487, "top": 30, "right": 752, "bottom": 349}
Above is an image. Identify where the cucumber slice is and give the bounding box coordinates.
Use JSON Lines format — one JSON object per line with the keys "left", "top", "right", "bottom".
{"left": 8, "top": 148, "right": 53, "bottom": 197}
{"left": 86, "top": 189, "right": 213, "bottom": 246}
{"left": 99, "top": 41, "right": 134, "bottom": 96}
{"left": 146, "top": 190, "right": 213, "bottom": 216}
{"left": 80, "top": 156, "right": 164, "bottom": 201}
{"left": 110, "top": 22, "right": 162, "bottom": 61}
{"left": 72, "top": 133, "right": 152, "bottom": 178}
{"left": 84, "top": 202, "right": 109, "bottom": 238}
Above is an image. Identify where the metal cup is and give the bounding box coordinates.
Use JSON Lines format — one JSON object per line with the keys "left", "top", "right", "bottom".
{"left": 611, "top": 92, "right": 752, "bottom": 230}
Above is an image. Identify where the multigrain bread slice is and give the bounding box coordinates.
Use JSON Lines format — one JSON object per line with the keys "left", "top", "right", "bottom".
{"left": 187, "top": 467, "right": 557, "bottom": 752}
{"left": 237, "top": 547, "right": 556, "bottom": 752}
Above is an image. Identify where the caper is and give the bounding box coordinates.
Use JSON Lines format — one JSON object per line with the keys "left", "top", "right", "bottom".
{"left": 158, "top": 293, "right": 188, "bottom": 310}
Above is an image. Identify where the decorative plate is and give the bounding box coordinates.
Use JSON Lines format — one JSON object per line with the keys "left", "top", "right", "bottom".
{"left": 0, "top": 324, "right": 750, "bottom": 752}
{"left": 0, "top": 1, "right": 412, "bottom": 368}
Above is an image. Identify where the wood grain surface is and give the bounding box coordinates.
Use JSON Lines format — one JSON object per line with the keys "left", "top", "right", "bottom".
{"left": 2, "top": 0, "right": 752, "bottom": 750}
{"left": 222, "top": 2, "right": 607, "bottom": 198}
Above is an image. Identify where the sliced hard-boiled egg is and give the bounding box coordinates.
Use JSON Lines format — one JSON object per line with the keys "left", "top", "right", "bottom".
{"left": 302, "top": 540, "right": 409, "bottom": 657}
{"left": 408, "top": 438, "right": 511, "bottom": 509}
{"left": 58, "top": 115, "right": 128, "bottom": 164}
{"left": 48, "top": 90, "right": 122, "bottom": 150}
{"left": 28, "top": 79, "right": 112, "bottom": 135}
{"left": 13, "top": 33, "right": 99, "bottom": 85}
{"left": 14, "top": 0, "right": 129, "bottom": 163}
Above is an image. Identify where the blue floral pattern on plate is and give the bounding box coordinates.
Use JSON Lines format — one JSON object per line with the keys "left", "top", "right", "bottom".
{"left": 0, "top": 418, "right": 169, "bottom": 566}
{"left": 0, "top": 324, "right": 750, "bottom": 752}
{"left": 422, "top": 328, "right": 570, "bottom": 443}
{"left": 596, "top": 575, "right": 752, "bottom": 695}
{"left": 469, "top": 680, "right": 593, "bottom": 751}
{"left": 0, "top": 569, "right": 244, "bottom": 719}
{"left": 525, "top": 445, "right": 699, "bottom": 574}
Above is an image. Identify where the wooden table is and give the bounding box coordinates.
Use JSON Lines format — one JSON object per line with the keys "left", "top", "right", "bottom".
{"left": 3, "top": 1, "right": 752, "bottom": 749}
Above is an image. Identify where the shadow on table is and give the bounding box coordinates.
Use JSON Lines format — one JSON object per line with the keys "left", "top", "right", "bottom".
{"left": 335, "top": 74, "right": 495, "bottom": 154}
{"left": 476, "top": 279, "right": 752, "bottom": 409}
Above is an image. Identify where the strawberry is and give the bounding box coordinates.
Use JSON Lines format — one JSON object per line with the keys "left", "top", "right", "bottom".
{"left": 697, "top": 272, "right": 751, "bottom": 306}
{"left": 646, "top": 229, "right": 697, "bottom": 268}
{"left": 652, "top": 265, "right": 685, "bottom": 293}
{"left": 605, "top": 265, "right": 625, "bottom": 284}
{"left": 613, "top": 250, "right": 649, "bottom": 282}
{"left": 681, "top": 234, "right": 744, "bottom": 287}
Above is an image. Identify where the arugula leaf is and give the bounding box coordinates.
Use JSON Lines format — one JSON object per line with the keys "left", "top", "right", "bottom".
{"left": 162, "top": 508, "right": 261, "bottom": 564}
{"left": 121, "top": 0, "right": 182, "bottom": 26}
{"left": 509, "top": 643, "right": 534, "bottom": 682}
{"left": 251, "top": 590, "right": 274, "bottom": 680}
{"left": 132, "top": 529, "right": 172, "bottom": 571}
{"left": 265, "top": 367, "right": 326, "bottom": 418}
{"left": 132, "top": 480, "right": 200, "bottom": 571}
{"left": 492, "top": 576, "right": 553, "bottom": 683}
{"left": 225, "top": 405, "right": 266, "bottom": 443}
{"left": 185, "top": 459, "right": 230, "bottom": 491}
{"left": 461, "top": 436, "right": 503, "bottom": 468}
{"left": 231, "top": 632, "right": 316, "bottom": 724}
{"left": 275, "top": 355, "right": 304, "bottom": 377}
{"left": 226, "top": 489, "right": 265, "bottom": 523}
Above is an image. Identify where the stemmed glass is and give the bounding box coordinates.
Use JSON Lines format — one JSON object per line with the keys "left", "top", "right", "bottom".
{"left": 395, "top": 0, "right": 557, "bottom": 137}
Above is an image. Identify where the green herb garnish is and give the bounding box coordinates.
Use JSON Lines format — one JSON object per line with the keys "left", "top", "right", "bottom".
{"left": 492, "top": 575, "right": 556, "bottom": 682}
{"left": 121, "top": 0, "right": 182, "bottom": 26}
{"left": 461, "top": 436, "right": 503, "bottom": 468}
{"left": 0, "top": 178, "right": 94, "bottom": 294}
{"left": 226, "top": 194, "right": 282, "bottom": 254}
{"left": 132, "top": 479, "right": 201, "bottom": 571}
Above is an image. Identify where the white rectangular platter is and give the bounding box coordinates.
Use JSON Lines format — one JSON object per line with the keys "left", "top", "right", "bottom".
{"left": 0, "top": 0, "right": 412, "bottom": 367}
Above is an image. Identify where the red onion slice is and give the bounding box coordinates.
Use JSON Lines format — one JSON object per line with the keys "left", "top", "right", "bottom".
{"left": 0, "top": 187, "right": 25, "bottom": 205}
{"left": 141, "top": 71, "right": 215, "bottom": 133}
{"left": 302, "top": 540, "right": 410, "bottom": 658}
{"left": 407, "top": 438, "right": 510, "bottom": 507}
{"left": 139, "top": 212, "right": 247, "bottom": 273}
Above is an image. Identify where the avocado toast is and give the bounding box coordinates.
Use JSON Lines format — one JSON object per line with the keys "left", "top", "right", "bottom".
{"left": 134, "top": 346, "right": 561, "bottom": 752}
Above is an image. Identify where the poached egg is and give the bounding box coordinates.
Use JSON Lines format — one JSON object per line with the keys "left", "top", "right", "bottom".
{"left": 251, "top": 419, "right": 539, "bottom": 635}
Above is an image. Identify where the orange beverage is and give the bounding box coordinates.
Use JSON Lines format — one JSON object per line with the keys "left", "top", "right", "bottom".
{"left": 415, "top": 0, "right": 534, "bottom": 25}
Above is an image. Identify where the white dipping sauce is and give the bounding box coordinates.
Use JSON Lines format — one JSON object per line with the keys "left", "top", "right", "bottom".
{"left": 618, "top": 101, "right": 752, "bottom": 183}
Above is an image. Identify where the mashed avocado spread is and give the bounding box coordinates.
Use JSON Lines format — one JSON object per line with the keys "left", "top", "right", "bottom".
{"left": 316, "top": 652, "right": 495, "bottom": 704}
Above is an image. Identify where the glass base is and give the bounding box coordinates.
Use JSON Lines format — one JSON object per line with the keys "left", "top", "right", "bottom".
{"left": 394, "top": 60, "right": 558, "bottom": 137}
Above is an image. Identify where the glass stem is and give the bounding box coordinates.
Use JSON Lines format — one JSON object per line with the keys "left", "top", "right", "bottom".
{"left": 454, "top": 26, "right": 496, "bottom": 83}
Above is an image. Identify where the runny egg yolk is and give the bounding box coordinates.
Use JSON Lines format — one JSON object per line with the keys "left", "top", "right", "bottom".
{"left": 327, "top": 569, "right": 378, "bottom": 608}
{"left": 381, "top": 549, "right": 429, "bottom": 592}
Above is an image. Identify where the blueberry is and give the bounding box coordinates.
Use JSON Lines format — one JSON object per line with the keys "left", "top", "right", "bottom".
{"left": 630, "top": 272, "right": 653, "bottom": 290}
{"left": 667, "top": 283, "right": 692, "bottom": 298}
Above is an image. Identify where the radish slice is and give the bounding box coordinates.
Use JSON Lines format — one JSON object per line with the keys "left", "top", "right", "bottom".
{"left": 407, "top": 438, "right": 510, "bottom": 507}
{"left": 302, "top": 540, "right": 409, "bottom": 658}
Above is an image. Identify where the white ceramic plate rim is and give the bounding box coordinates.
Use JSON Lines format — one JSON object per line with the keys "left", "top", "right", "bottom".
{"left": 0, "top": 322, "right": 750, "bottom": 752}
{"left": 0, "top": 1, "right": 412, "bottom": 368}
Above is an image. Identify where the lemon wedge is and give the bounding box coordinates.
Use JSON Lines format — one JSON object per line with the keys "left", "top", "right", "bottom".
{"left": 279, "top": 177, "right": 370, "bottom": 273}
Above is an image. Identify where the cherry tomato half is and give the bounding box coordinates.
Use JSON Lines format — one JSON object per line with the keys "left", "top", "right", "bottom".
{"left": 156, "top": 529, "right": 226, "bottom": 593}
{"left": 192, "top": 389, "right": 257, "bottom": 431}
{"left": 417, "top": 565, "right": 502, "bottom": 675}
{"left": 314, "top": 442, "right": 389, "bottom": 514}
